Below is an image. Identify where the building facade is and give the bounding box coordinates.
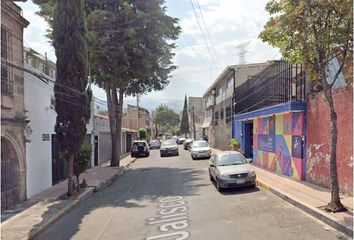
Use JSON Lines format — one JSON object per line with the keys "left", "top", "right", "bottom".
{"left": 122, "top": 104, "right": 152, "bottom": 136}
{"left": 1, "top": 1, "right": 29, "bottom": 209}
{"left": 202, "top": 62, "right": 271, "bottom": 150}
{"left": 232, "top": 61, "right": 307, "bottom": 180}
{"left": 93, "top": 113, "right": 137, "bottom": 166}
{"left": 188, "top": 97, "right": 204, "bottom": 140}
{"left": 23, "top": 47, "right": 57, "bottom": 198}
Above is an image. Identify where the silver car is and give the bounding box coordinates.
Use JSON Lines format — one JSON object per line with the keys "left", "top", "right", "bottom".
{"left": 160, "top": 140, "right": 179, "bottom": 157}
{"left": 190, "top": 140, "right": 211, "bottom": 159}
{"left": 208, "top": 151, "right": 256, "bottom": 191}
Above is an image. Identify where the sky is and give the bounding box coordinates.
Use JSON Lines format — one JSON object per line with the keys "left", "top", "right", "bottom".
{"left": 17, "top": 0, "right": 280, "bottom": 112}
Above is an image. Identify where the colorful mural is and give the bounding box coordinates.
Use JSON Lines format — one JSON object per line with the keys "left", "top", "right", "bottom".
{"left": 253, "top": 112, "right": 305, "bottom": 180}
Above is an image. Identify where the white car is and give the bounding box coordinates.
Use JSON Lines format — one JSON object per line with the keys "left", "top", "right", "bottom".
{"left": 190, "top": 140, "right": 211, "bottom": 160}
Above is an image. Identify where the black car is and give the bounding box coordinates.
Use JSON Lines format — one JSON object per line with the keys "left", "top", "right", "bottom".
{"left": 149, "top": 140, "right": 161, "bottom": 150}
{"left": 160, "top": 140, "right": 179, "bottom": 157}
{"left": 183, "top": 139, "right": 193, "bottom": 150}
{"left": 131, "top": 140, "right": 150, "bottom": 157}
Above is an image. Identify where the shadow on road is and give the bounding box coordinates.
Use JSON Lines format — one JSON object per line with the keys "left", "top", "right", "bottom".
{"left": 33, "top": 166, "right": 204, "bottom": 240}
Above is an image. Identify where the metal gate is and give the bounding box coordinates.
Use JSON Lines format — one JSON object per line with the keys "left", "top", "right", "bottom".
{"left": 126, "top": 133, "right": 132, "bottom": 152}
{"left": 94, "top": 135, "right": 98, "bottom": 166}
{"left": 51, "top": 134, "right": 67, "bottom": 185}
{"left": 1, "top": 137, "right": 20, "bottom": 209}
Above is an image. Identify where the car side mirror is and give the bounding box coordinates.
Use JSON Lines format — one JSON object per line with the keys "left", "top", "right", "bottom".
{"left": 248, "top": 159, "right": 253, "bottom": 163}
{"left": 209, "top": 163, "right": 215, "bottom": 167}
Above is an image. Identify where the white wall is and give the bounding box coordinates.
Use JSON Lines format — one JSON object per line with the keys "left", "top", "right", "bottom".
{"left": 24, "top": 61, "right": 56, "bottom": 198}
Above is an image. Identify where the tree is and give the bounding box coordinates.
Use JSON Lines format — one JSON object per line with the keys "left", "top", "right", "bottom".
{"left": 153, "top": 104, "right": 180, "bottom": 136}
{"left": 34, "top": 0, "right": 180, "bottom": 167}
{"left": 180, "top": 95, "right": 189, "bottom": 137}
{"left": 259, "top": 0, "right": 352, "bottom": 212}
{"left": 52, "top": 0, "right": 91, "bottom": 196}
{"left": 87, "top": 0, "right": 180, "bottom": 166}
{"left": 139, "top": 128, "right": 148, "bottom": 140}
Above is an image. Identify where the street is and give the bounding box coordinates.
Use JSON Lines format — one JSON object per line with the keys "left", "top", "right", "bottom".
{"left": 36, "top": 146, "right": 348, "bottom": 240}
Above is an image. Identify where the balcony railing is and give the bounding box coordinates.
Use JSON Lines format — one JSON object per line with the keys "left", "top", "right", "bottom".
{"left": 233, "top": 61, "right": 306, "bottom": 115}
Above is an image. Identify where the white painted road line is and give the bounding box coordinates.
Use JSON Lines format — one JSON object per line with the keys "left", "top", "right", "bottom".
{"left": 146, "top": 196, "right": 190, "bottom": 240}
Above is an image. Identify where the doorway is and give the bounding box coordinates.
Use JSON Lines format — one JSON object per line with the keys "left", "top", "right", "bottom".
{"left": 244, "top": 121, "right": 253, "bottom": 158}
{"left": 94, "top": 136, "right": 98, "bottom": 166}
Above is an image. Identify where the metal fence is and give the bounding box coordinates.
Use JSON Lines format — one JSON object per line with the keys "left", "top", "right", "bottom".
{"left": 233, "top": 61, "right": 306, "bottom": 114}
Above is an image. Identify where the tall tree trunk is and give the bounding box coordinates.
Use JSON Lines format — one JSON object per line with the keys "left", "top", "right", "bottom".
{"left": 111, "top": 88, "right": 124, "bottom": 167}
{"left": 67, "top": 155, "right": 74, "bottom": 196}
{"left": 117, "top": 91, "right": 124, "bottom": 165}
{"left": 106, "top": 85, "right": 119, "bottom": 167}
{"left": 321, "top": 70, "right": 346, "bottom": 212}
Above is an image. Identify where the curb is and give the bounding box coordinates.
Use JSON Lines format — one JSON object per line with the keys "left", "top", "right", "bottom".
{"left": 256, "top": 179, "right": 353, "bottom": 237}
{"left": 28, "top": 157, "right": 136, "bottom": 240}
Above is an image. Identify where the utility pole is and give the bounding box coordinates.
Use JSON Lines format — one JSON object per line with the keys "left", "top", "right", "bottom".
{"left": 192, "top": 106, "right": 196, "bottom": 140}
{"left": 137, "top": 94, "right": 140, "bottom": 139}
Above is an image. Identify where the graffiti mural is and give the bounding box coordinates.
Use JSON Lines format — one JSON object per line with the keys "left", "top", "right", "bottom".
{"left": 253, "top": 112, "right": 305, "bottom": 180}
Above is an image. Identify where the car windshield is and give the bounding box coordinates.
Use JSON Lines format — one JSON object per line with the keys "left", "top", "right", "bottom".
{"left": 162, "top": 141, "right": 176, "bottom": 146}
{"left": 133, "top": 142, "right": 146, "bottom": 147}
{"left": 217, "top": 154, "right": 248, "bottom": 166}
{"left": 193, "top": 142, "right": 208, "bottom": 148}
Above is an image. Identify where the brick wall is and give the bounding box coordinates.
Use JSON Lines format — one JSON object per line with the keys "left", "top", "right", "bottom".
{"left": 306, "top": 87, "right": 353, "bottom": 195}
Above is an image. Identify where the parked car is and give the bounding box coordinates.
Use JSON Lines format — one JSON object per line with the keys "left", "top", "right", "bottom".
{"left": 190, "top": 140, "right": 211, "bottom": 159}
{"left": 149, "top": 140, "right": 161, "bottom": 150}
{"left": 160, "top": 140, "right": 179, "bottom": 157}
{"left": 208, "top": 151, "right": 256, "bottom": 191}
{"left": 183, "top": 139, "right": 194, "bottom": 150}
{"left": 131, "top": 140, "right": 150, "bottom": 157}
{"left": 177, "top": 137, "right": 186, "bottom": 145}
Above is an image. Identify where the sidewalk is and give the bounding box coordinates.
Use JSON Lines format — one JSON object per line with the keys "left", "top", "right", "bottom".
{"left": 211, "top": 148, "right": 353, "bottom": 237}
{"left": 1, "top": 154, "right": 136, "bottom": 240}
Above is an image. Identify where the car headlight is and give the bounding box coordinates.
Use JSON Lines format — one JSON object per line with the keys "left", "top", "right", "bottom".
{"left": 249, "top": 169, "right": 256, "bottom": 177}
{"left": 220, "top": 173, "right": 229, "bottom": 180}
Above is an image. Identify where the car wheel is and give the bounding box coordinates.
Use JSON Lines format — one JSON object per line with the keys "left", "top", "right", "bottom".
{"left": 176, "top": 152, "right": 179, "bottom": 156}
{"left": 216, "top": 178, "right": 223, "bottom": 192}
{"left": 209, "top": 172, "right": 213, "bottom": 181}
{"left": 191, "top": 155, "right": 195, "bottom": 160}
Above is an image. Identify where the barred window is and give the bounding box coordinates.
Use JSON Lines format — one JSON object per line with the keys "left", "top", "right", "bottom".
{"left": 1, "top": 25, "right": 13, "bottom": 94}
{"left": 214, "top": 111, "right": 219, "bottom": 126}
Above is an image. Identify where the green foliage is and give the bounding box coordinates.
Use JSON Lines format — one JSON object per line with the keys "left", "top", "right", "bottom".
{"left": 230, "top": 139, "right": 240, "bottom": 150}
{"left": 153, "top": 104, "right": 180, "bottom": 135}
{"left": 74, "top": 142, "right": 92, "bottom": 177}
{"left": 139, "top": 128, "right": 148, "bottom": 140}
{"left": 172, "top": 128, "right": 180, "bottom": 136}
{"left": 53, "top": 0, "right": 91, "bottom": 157}
{"left": 259, "top": 0, "right": 353, "bottom": 86}
{"left": 180, "top": 95, "right": 189, "bottom": 136}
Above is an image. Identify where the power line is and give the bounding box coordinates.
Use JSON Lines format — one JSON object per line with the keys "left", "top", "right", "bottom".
{"left": 194, "top": 0, "right": 219, "bottom": 64}
{"left": 189, "top": 0, "right": 216, "bottom": 66}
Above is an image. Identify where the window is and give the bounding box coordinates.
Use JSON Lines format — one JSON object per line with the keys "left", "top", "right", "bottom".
{"left": 226, "top": 106, "right": 232, "bottom": 123}
{"left": 43, "top": 64, "right": 49, "bottom": 76}
{"left": 214, "top": 111, "right": 219, "bottom": 126}
{"left": 220, "top": 109, "right": 224, "bottom": 119}
{"left": 31, "top": 58, "right": 38, "bottom": 69}
{"left": 1, "top": 25, "right": 13, "bottom": 94}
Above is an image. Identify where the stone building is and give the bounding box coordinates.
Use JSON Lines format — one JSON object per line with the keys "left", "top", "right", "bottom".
{"left": 1, "top": 1, "right": 29, "bottom": 209}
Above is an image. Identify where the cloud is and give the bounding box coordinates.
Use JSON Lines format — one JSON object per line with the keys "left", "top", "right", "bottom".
{"left": 18, "top": 1, "right": 56, "bottom": 61}
{"left": 17, "top": 0, "right": 280, "bottom": 112}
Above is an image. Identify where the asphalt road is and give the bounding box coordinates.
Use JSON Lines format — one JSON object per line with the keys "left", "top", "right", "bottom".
{"left": 36, "top": 146, "right": 350, "bottom": 240}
